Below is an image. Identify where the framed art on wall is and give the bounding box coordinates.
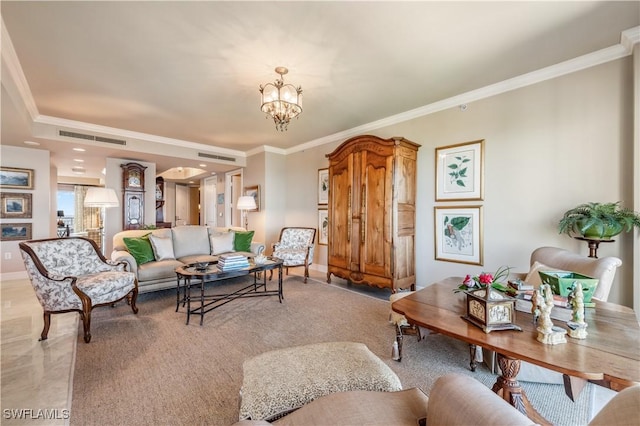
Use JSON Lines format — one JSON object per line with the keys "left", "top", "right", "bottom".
{"left": 318, "top": 168, "right": 329, "bottom": 205}
{"left": 0, "top": 167, "right": 34, "bottom": 190}
{"left": 1, "top": 223, "right": 32, "bottom": 241}
{"left": 1, "top": 192, "right": 32, "bottom": 219}
{"left": 435, "top": 139, "right": 484, "bottom": 201}
{"left": 318, "top": 208, "right": 328, "bottom": 245}
{"left": 434, "top": 205, "right": 483, "bottom": 265}
{"left": 244, "top": 185, "right": 260, "bottom": 211}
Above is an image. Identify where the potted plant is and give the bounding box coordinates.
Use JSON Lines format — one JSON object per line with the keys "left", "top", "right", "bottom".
{"left": 558, "top": 201, "right": 640, "bottom": 239}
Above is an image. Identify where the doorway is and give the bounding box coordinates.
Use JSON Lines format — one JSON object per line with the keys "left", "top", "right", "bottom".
{"left": 225, "top": 169, "right": 243, "bottom": 227}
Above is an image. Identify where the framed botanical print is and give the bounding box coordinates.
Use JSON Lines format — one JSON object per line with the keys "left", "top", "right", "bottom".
{"left": 0, "top": 167, "right": 34, "bottom": 190}
{"left": 434, "top": 205, "right": 483, "bottom": 265}
{"left": 1, "top": 223, "right": 32, "bottom": 241}
{"left": 435, "top": 140, "right": 484, "bottom": 201}
{"left": 1, "top": 192, "right": 32, "bottom": 219}
{"left": 244, "top": 185, "right": 260, "bottom": 212}
{"left": 318, "top": 208, "right": 328, "bottom": 245}
{"left": 318, "top": 168, "right": 329, "bottom": 205}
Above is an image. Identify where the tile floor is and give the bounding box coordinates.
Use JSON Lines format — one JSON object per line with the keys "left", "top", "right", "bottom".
{"left": 1, "top": 279, "right": 77, "bottom": 426}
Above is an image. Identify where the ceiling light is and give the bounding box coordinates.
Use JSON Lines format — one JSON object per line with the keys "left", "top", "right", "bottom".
{"left": 259, "top": 66, "right": 302, "bottom": 131}
{"left": 24, "top": 141, "right": 40, "bottom": 146}
{"left": 73, "top": 159, "right": 84, "bottom": 163}
{"left": 73, "top": 147, "right": 86, "bottom": 152}
{"left": 199, "top": 164, "right": 207, "bottom": 167}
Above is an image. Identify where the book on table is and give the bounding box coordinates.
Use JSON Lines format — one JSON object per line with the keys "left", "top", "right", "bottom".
{"left": 217, "top": 254, "right": 250, "bottom": 271}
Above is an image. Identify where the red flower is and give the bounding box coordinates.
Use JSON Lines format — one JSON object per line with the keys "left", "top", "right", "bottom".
{"left": 462, "top": 275, "right": 475, "bottom": 287}
{"left": 478, "top": 273, "right": 494, "bottom": 285}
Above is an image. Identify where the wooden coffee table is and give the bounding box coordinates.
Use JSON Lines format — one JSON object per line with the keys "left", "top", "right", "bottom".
{"left": 391, "top": 277, "right": 640, "bottom": 425}
{"left": 175, "top": 257, "right": 283, "bottom": 325}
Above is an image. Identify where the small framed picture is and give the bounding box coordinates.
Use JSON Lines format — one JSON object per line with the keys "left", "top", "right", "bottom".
{"left": 435, "top": 140, "right": 484, "bottom": 201}
{"left": 318, "top": 208, "right": 328, "bottom": 245}
{"left": 318, "top": 168, "right": 329, "bottom": 205}
{"left": 0, "top": 167, "right": 34, "bottom": 190}
{"left": 434, "top": 205, "right": 483, "bottom": 265}
{"left": 1, "top": 192, "right": 32, "bottom": 219}
{"left": 1, "top": 223, "right": 32, "bottom": 241}
{"left": 244, "top": 185, "right": 260, "bottom": 212}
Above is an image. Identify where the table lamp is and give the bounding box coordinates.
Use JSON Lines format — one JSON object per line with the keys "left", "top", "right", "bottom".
{"left": 237, "top": 196, "right": 257, "bottom": 229}
{"left": 84, "top": 187, "right": 120, "bottom": 251}
{"left": 57, "top": 210, "right": 65, "bottom": 227}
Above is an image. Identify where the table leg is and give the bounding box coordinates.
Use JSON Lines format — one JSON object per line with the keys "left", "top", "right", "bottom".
{"left": 186, "top": 277, "right": 191, "bottom": 325}
{"left": 199, "top": 276, "right": 205, "bottom": 326}
{"left": 468, "top": 344, "right": 477, "bottom": 372}
{"left": 492, "top": 353, "right": 551, "bottom": 426}
{"left": 278, "top": 264, "right": 283, "bottom": 302}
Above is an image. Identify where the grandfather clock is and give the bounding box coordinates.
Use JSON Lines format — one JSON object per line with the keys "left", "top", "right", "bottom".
{"left": 121, "top": 162, "right": 146, "bottom": 230}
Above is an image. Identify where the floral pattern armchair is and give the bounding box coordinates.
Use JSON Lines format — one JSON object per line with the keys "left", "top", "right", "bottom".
{"left": 271, "top": 227, "right": 316, "bottom": 283}
{"left": 19, "top": 237, "right": 138, "bottom": 343}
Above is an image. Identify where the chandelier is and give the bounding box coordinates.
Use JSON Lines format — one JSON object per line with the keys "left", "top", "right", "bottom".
{"left": 259, "top": 67, "right": 302, "bottom": 131}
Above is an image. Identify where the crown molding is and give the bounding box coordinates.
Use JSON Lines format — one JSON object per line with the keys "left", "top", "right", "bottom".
{"left": 1, "top": 17, "right": 39, "bottom": 121}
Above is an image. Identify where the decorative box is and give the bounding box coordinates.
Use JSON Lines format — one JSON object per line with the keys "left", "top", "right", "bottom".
{"left": 462, "top": 286, "right": 521, "bottom": 333}
{"left": 538, "top": 271, "right": 599, "bottom": 303}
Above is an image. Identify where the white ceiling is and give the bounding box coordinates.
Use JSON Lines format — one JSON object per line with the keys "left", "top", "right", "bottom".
{"left": 1, "top": 1, "right": 639, "bottom": 183}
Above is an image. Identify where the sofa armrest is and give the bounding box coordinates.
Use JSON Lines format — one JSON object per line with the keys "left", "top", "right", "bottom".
{"left": 111, "top": 250, "right": 138, "bottom": 276}
{"left": 426, "top": 374, "right": 535, "bottom": 425}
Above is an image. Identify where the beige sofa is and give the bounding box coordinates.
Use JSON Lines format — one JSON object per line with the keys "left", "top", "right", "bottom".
{"left": 233, "top": 373, "right": 639, "bottom": 426}
{"left": 111, "top": 226, "right": 265, "bottom": 293}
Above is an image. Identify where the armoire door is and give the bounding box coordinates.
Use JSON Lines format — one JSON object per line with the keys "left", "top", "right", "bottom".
{"left": 327, "top": 152, "right": 353, "bottom": 272}
{"left": 359, "top": 148, "right": 393, "bottom": 279}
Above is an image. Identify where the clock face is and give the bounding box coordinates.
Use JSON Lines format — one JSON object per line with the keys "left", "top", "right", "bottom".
{"left": 128, "top": 170, "right": 141, "bottom": 188}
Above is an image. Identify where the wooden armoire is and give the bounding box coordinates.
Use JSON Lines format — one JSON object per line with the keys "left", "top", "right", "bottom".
{"left": 326, "top": 135, "right": 420, "bottom": 292}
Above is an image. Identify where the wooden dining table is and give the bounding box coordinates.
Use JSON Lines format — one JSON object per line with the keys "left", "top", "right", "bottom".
{"left": 391, "top": 277, "right": 640, "bottom": 425}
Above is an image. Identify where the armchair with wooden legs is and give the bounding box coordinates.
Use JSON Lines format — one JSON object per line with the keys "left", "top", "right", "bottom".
{"left": 19, "top": 237, "right": 138, "bottom": 343}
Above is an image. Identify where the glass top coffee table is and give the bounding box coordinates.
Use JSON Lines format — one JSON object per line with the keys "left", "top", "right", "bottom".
{"left": 175, "top": 256, "right": 283, "bottom": 325}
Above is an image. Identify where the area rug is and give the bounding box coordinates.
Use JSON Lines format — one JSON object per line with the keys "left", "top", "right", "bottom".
{"left": 70, "top": 275, "right": 595, "bottom": 425}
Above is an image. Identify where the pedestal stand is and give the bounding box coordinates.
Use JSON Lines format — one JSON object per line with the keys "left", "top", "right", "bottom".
{"left": 574, "top": 236, "right": 614, "bottom": 258}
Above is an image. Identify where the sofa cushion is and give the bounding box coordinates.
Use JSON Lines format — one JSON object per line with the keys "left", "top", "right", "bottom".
{"left": 123, "top": 234, "right": 155, "bottom": 265}
{"left": 234, "top": 231, "right": 255, "bottom": 252}
{"left": 210, "top": 232, "right": 235, "bottom": 255}
{"left": 149, "top": 234, "right": 175, "bottom": 261}
{"left": 172, "top": 226, "right": 211, "bottom": 258}
{"left": 138, "top": 259, "right": 184, "bottom": 282}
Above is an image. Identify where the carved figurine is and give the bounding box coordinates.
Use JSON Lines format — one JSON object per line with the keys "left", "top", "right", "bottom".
{"left": 536, "top": 283, "right": 567, "bottom": 345}
{"left": 567, "top": 282, "right": 588, "bottom": 339}
{"left": 531, "top": 287, "right": 540, "bottom": 324}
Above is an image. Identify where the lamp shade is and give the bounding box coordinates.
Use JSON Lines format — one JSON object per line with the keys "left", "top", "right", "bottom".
{"left": 57, "top": 210, "right": 64, "bottom": 217}
{"left": 237, "top": 196, "right": 257, "bottom": 211}
{"left": 84, "top": 187, "right": 120, "bottom": 208}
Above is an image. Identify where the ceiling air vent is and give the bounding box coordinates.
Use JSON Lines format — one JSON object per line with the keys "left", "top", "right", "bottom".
{"left": 59, "top": 130, "right": 126, "bottom": 145}
{"left": 198, "top": 152, "right": 236, "bottom": 162}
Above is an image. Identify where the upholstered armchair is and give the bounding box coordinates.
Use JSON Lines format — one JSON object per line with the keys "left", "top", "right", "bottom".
{"left": 19, "top": 237, "right": 138, "bottom": 343}
{"left": 271, "top": 227, "right": 316, "bottom": 283}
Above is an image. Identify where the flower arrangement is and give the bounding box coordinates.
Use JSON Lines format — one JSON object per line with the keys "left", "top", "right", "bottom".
{"left": 455, "top": 265, "right": 511, "bottom": 293}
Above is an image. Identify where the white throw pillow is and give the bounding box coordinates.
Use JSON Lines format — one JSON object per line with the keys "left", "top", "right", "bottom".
{"left": 524, "top": 261, "right": 552, "bottom": 286}
{"left": 149, "top": 234, "right": 175, "bottom": 261}
{"left": 210, "top": 232, "right": 235, "bottom": 255}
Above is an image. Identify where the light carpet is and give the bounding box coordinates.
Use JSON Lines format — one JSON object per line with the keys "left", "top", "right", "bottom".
{"left": 70, "top": 275, "right": 596, "bottom": 425}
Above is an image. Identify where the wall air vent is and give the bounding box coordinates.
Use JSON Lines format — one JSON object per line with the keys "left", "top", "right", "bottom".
{"left": 59, "top": 130, "right": 126, "bottom": 145}
{"left": 198, "top": 152, "right": 236, "bottom": 162}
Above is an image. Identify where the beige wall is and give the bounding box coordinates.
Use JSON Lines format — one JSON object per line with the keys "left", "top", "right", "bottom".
{"left": 280, "top": 56, "right": 636, "bottom": 307}
{"left": 0, "top": 145, "right": 51, "bottom": 279}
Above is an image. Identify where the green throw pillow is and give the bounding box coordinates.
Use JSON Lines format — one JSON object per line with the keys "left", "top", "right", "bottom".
{"left": 123, "top": 234, "right": 155, "bottom": 265}
{"left": 233, "top": 230, "right": 254, "bottom": 252}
